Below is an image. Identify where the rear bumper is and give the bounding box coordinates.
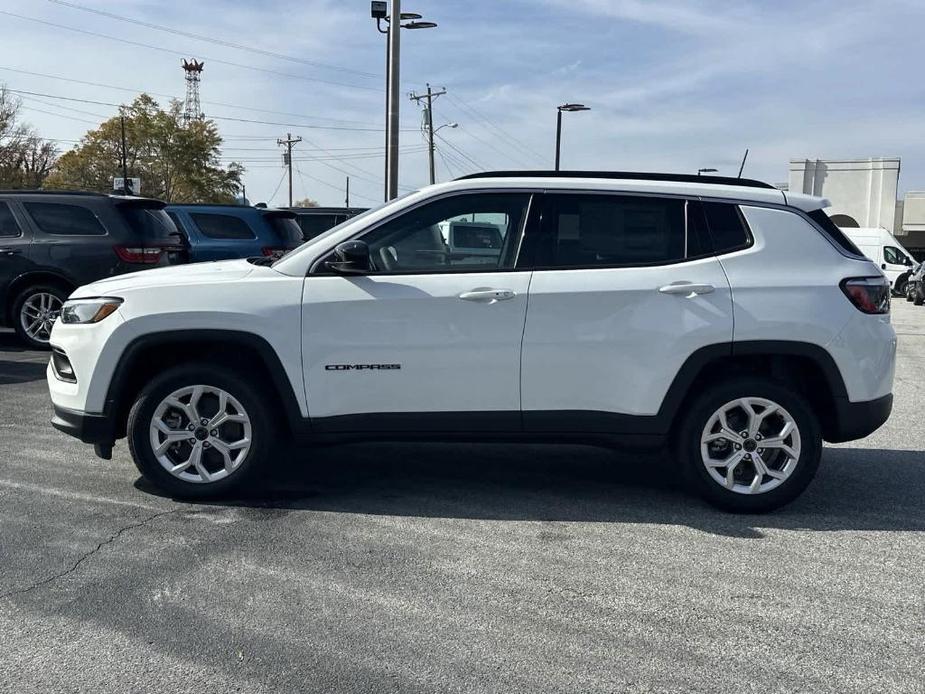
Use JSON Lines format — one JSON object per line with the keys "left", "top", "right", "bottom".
{"left": 51, "top": 403, "right": 115, "bottom": 446}
{"left": 826, "top": 393, "right": 893, "bottom": 443}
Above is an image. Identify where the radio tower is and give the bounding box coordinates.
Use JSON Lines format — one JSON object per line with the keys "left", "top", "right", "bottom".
{"left": 181, "top": 59, "right": 205, "bottom": 125}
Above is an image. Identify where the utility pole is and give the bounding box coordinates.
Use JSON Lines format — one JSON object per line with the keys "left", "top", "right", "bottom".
{"left": 410, "top": 84, "right": 447, "bottom": 185}
{"left": 345, "top": 176, "right": 350, "bottom": 207}
{"left": 386, "top": 0, "right": 402, "bottom": 200}
{"left": 120, "top": 113, "right": 129, "bottom": 195}
{"left": 277, "top": 132, "right": 302, "bottom": 207}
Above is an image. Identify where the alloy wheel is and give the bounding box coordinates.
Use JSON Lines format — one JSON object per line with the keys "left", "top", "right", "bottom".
{"left": 149, "top": 385, "right": 252, "bottom": 484}
{"left": 20, "top": 292, "right": 62, "bottom": 343}
{"left": 700, "top": 397, "right": 801, "bottom": 495}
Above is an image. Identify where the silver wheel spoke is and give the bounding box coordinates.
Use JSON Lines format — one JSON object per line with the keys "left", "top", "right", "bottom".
{"left": 150, "top": 384, "right": 252, "bottom": 485}
{"left": 700, "top": 396, "right": 801, "bottom": 496}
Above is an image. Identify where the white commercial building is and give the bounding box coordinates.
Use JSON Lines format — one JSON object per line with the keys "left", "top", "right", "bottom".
{"left": 789, "top": 157, "right": 925, "bottom": 257}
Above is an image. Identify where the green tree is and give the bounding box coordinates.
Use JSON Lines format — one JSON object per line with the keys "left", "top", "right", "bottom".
{"left": 45, "top": 94, "right": 243, "bottom": 202}
{"left": 0, "top": 87, "right": 58, "bottom": 188}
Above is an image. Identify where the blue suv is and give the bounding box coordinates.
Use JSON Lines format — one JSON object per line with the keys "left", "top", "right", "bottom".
{"left": 165, "top": 205, "right": 303, "bottom": 262}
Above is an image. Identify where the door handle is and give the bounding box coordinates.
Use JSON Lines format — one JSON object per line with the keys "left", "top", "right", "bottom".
{"left": 458, "top": 288, "right": 516, "bottom": 303}
{"left": 0, "top": 248, "right": 22, "bottom": 256}
{"left": 658, "top": 282, "right": 715, "bottom": 297}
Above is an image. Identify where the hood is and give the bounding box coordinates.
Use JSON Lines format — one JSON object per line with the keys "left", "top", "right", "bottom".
{"left": 70, "top": 259, "right": 258, "bottom": 299}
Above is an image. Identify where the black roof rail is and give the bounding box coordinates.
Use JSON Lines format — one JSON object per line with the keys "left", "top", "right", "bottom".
{"left": 454, "top": 170, "right": 776, "bottom": 190}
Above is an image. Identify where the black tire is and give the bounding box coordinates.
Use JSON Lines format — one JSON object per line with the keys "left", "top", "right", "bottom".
{"left": 11, "top": 284, "right": 69, "bottom": 350}
{"left": 676, "top": 377, "right": 822, "bottom": 513}
{"left": 915, "top": 291, "right": 924, "bottom": 306}
{"left": 906, "top": 285, "right": 915, "bottom": 302}
{"left": 127, "top": 363, "right": 277, "bottom": 499}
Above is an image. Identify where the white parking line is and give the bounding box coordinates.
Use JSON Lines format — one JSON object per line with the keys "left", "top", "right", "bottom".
{"left": 0, "top": 479, "right": 169, "bottom": 513}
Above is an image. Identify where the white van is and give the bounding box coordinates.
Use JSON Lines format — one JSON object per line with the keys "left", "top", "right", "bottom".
{"left": 840, "top": 227, "right": 915, "bottom": 292}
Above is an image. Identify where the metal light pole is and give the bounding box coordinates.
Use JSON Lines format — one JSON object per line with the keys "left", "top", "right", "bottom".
{"left": 554, "top": 103, "right": 590, "bottom": 171}
{"left": 373, "top": 2, "right": 437, "bottom": 201}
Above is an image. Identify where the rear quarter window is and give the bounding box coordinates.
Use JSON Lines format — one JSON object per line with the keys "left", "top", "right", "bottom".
{"left": 702, "top": 202, "right": 752, "bottom": 254}
{"left": 264, "top": 215, "right": 304, "bottom": 247}
{"left": 190, "top": 213, "right": 256, "bottom": 240}
{"left": 24, "top": 202, "right": 107, "bottom": 236}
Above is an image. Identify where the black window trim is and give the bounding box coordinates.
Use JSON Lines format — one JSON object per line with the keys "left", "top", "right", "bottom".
{"left": 308, "top": 188, "right": 542, "bottom": 276}
{"left": 529, "top": 189, "right": 717, "bottom": 272}
{"left": 0, "top": 200, "right": 25, "bottom": 239}
{"left": 22, "top": 201, "right": 109, "bottom": 237}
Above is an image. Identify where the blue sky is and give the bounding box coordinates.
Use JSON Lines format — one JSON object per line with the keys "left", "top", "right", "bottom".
{"left": 2, "top": 0, "right": 924, "bottom": 205}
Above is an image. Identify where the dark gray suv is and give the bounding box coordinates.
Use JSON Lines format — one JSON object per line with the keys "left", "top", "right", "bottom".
{"left": 0, "top": 191, "right": 182, "bottom": 348}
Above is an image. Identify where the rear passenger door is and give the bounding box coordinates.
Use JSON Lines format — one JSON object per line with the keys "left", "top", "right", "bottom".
{"left": 520, "top": 193, "right": 735, "bottom": 431}
{"left": 0, "top": 200, "right": 35, "bottom": 294}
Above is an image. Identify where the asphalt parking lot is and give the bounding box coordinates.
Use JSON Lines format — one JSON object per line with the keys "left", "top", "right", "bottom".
{"left": 1, "top": 303, "right": 923, "bottom": 694}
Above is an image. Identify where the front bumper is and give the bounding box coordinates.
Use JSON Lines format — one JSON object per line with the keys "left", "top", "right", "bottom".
{"left": 51, "top": 403, "right": 116, "bottom": 458}
{"left": 826, "top": 393, "right": 893, "bottom": 443}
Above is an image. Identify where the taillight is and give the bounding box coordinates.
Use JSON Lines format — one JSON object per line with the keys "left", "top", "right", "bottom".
{"left": 261, "top": 247, "right": 287, "bottom": 260}
{"left": 114, "top": 245, "right": 164, "bottom": 264}
{"left": 840, "top": 277, "right": 890, "bottom": 314}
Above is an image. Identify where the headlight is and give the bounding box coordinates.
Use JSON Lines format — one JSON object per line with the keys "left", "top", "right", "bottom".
{"left": 60, "top": 298, "right": 123, "bottom": 324}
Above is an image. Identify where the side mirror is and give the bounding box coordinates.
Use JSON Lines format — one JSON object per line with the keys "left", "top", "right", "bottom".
{"left": 327, "top": 240, "right": 371, "bottom": 274}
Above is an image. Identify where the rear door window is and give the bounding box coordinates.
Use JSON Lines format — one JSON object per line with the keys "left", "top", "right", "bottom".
{"left": 24, "top": 202, "right": 107, "bottom": 236}
{"left": 0, "top": 202, "right": 23, "bottom": 237}
{"left": 190, "top": 213, "right": 256, "bottom": 240}
{"left": 534, "top": 194, "right": 687, "bottom": 268}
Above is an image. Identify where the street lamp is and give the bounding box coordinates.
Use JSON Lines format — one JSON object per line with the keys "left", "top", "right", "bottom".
{"left": 434, "top": 122, "right": 458, "bottom": 134}
{"left": 555, "top": 103, "right": 590, "bottom": 171}
{"left": 372, "top": 1, "right": 437, "bottom": 200}
{"left": 697, "top": 167, "right": 718, "bottom": 176}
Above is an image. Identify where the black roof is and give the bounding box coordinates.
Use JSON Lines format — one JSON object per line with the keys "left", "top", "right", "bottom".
{"left": 283, "top": 206, "right": 368, "bottom": 214}
{"left": 454, "top": 170, "right": 776, "bottom": 190}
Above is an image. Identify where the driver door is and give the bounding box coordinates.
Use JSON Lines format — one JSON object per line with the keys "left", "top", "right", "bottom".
{"left": 301, "top": 191, "right": 536, "bottom": 432}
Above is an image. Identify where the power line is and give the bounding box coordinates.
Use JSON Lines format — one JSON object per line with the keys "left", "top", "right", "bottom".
{"left": 2, "top": 87, "right": 416, "bottom": 133}
{"left": 0, "top": 10, "right": 380, "bottom": 92}
{"left": 446, "top": 93, "right": 545, "bottom": 166}
{"left": 0, "top": 66, "right": 390, "bottom": 127}
{"left": 435, "top": 133, "right": 484, "bottom": 171}
{"left": 48, "top": 0, "right": 380, "bottom": 81}
{"left": 266, "top": 168, "right": 288, "bottom": 205}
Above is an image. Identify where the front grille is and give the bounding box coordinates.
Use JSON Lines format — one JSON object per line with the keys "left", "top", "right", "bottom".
{"left": 51, "top": 348, "right": 76, "bottom": 383}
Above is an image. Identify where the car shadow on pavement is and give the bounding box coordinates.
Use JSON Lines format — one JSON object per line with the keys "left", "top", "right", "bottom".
{"left": 0, "top": 359, "right": 47, "bottom": 385}
{"left": 136, "top": 442, "right": 925, "bottom": 538}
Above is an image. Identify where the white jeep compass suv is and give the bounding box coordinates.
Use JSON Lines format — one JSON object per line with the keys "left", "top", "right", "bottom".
{"left": 47, "top": 172, "right": 896, "bottom": 512}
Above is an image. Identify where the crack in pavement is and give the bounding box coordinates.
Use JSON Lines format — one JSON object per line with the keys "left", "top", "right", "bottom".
{"left": 1, "top": 509, "right": 178, "bottom": 600}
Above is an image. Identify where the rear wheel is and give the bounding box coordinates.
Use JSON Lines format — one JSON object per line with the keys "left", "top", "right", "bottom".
{"left": 127, "top": 363, "right": 276, "bottom": 498}
{"left": 676, "top": 378, "right": 822, "bottom": 512}
{"left": 12, "top": 284, "right": 68, "bottom": 349}
{"left": 914, "top": 290, "right": 923, "bottom": 306}
{"left": 906, "top": 283, "right": 915, "bottom": 302}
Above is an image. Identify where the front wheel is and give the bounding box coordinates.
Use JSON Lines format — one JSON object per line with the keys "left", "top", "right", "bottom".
{"left": 676, "top": 378, "right": 822, "bottom": 513}
{"left": 127, "top": 363, "right": 277, "bottom": 498}
{"left": 12, "top": 284, "right": 68, "bottom": 349}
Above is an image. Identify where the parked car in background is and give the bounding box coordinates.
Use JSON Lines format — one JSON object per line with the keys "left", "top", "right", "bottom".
{"left": 0, "top": 190, "right": 182, "bottom": 348}
{"left": 165, "top": 204, "right": 303, "bottom": 262}
{"left": 284, "top": 206, "right": 367, "bottom": 241}
{"left": 838, "top": 226, "right": 915, "bottom": 294}
{"left": 907, "top": 262, "right": 924, "bottom": 304}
